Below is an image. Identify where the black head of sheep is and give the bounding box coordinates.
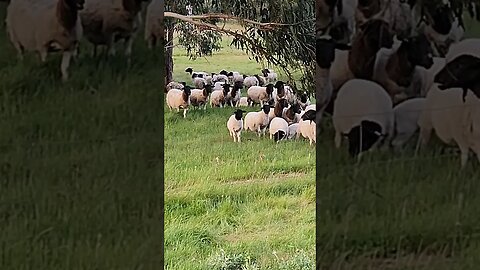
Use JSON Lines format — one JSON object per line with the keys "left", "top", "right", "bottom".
{"left": 434, "top": 54, "right": 480, "bottom": 100}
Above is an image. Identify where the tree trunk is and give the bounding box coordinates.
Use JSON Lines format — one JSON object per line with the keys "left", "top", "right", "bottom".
{"left": 165, "top": 25, "right": 174, "bottom": 88}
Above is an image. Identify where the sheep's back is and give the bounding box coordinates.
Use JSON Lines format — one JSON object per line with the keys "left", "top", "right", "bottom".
{"left": 333, "top": 79, "right": 393, "bottom": 135}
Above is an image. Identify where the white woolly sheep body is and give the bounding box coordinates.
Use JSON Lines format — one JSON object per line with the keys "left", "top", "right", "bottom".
{"left": 287, "top": 123, "right": 300, "bottom": 139}
{"left": 193, "top": 77, "right": 206, "bottom": 89}
{"left": 247, "top": 86, "right": 272, "bottom": 106}
{"left": 330, "top": 49, "right": 354, "bottom": 91}
{"left": 391, "top": 97, "right": 426, "bottom": 150}
{"left": 418, "top": 84, "right": 480, "bottom": 168}
{"left": 244, "top": 108, "right": 270, "bottom": 136}
{"left": 333, "top": 79, "right": 394, "bottom": 149}
{"left": 269, "top": 117, "right": 289, "bottom": 141}
{"left": 446, "top": 38, "right": 480, "bottom": 63}
{"left": 210, "top": 89, "right": 227, "bottom": 107}
{"left": 190, "top": 88, "right": 210, "bottom": 110}
{"left": 166, "top": 81, "right": 184, "bottom": 92}
{"left": 239, "top": 97, "right": 248, "bottom": 106}
{"left": 243, "top": 76, "right": 259, "bottom": 88}
{"left": 213, "top": 74, "right": 229, "bottom": 83}
{"left": 298, "top": 119, "right": 316, "bottom": 145}
{"left": 227, "top": 113, "right": 244, "bottom": 143}
{"left": 6, "top": 0, "right": 84, "bottom": 81}
{"left": 166, "top": 88, "right": 190, "bottom": 118}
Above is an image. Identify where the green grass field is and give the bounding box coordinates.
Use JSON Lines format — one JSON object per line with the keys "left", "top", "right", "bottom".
{"left": 164, "top": 34, "right": 315, "bottom": 269}
{"left": 0, "top": 4, "right": 162, "bottom": 269}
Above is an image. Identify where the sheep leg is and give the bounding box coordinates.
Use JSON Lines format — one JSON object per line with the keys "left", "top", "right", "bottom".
{"left": 12, "top": 43, "right": 24, "bottom": 60}
{"left": 60, "top": 51, "right": 72, "bottom": 82}
{"left": 459, "top": 144, "right": 469, "bottom": 169}
{"left": 334, "top": 131, "right": 342, "bottom": 149}
{"left": 39, "top": 49, "right": 48, "bottom": 62}
{"left": 183, "top": 108, "right": 188, "bottom": 118}
{"left": 237, "top": 132, "right": 241, "bottom": 143}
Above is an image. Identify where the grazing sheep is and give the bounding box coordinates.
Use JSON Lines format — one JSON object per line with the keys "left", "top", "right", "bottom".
{"left": 243, "top": 76, "right": 259, "bottom": 88}
{"left": 297, "top": 92, "right": 311, "bottom": 110}
{"left": 210, "top": 84, "right": 231, "bottom": 108}
{"left": 262, "top": 68, "right": 277, "bottom": 83}
{"left": 6, "top": 0, "right": 85, "bottom": 81}
{"left": 269, "top": 99, "right": 289, "bottom": 122}
{"left": 298, "top": 109, "right": 316, "bottom": 145}
{"left": 190, "top": 85, "right": 213, "bottom": 110}
{"left": 418, "top": 54, "right": 480, "bottom": 168}
{"left": 244, "top": 104, "right": 271, "bottom": 137}
{"left": 80, "top": 0, "right": 146, "bottom": 58}
{"left": 333, "top": 79, "right": 394, "bottom": 157}
{"left": 144, "top": 0, "right": 162, "bottom": 49}
{"left": 166, "top": 86, "right": 192, "bottom": 118}
{"left": 225, "top": 82, "right": 242, "bottom": 107}
{"left": 372, "top": 33, "right": 434, "bottom": 103}
{"left": 239, "top": 97, "right": 249, "bottom": 107}
{"left": 185, "top": 67, "right": 209, "bottom": 77}
{"left": 282, "top": 103, "right": 302, "bottom": 124}
{"left": 391, "top": 97, "right": 426, "bottom": 150}
{"left": 166, "top": 81, "right": 186, "bottom": 92}
{"left": 247, "top": 84, "right": 274, "bottom": 107}
{"left": 287, "top": 123, "right": 300, "bottom": 140}
{"left": 192, "top": 76, "right": 207, "bottom": 89}
{"left": 213, "top": 74, "right": 229, "bottom": 83}
{"left": 269, "top": 117, "right": 289, "bottom": 142}
{"left": 227, "top": 109, "right": 246, "bottom": 143}
{"left": 213, "top": 81, "right": 226, "bottom": 90}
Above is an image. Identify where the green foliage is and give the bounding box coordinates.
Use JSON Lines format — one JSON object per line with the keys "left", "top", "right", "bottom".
{"left": 165, "top": 0, "right": 315, "bottom": 93}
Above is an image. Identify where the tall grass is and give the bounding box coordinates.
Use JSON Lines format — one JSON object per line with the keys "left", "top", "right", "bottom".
{"left": 0, "top": 3, "right": 163, "bottom": 268}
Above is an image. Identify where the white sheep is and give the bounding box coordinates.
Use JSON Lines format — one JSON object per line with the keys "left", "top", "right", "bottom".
{"left": 333, "top": 79, "right": 394, "bottom": 156}
{"left": 80, "top": 0, "right": 145, "bottom": 58}
{"left": 419, "top": 54, "right": 480, "bottom": 168}
{"left": 239, "top": 97, "right": 249, "bottom": 107}
{"left": 262, "top": 69, "right": 277, "bottom": 83}
{"left": 6, "top": 0, "right": 84, "bottom": 81}
{"left": 144, "top": 0, "right": 162, "bottom": 49}
{"left": 287, "top": 123, "right": 300, "bottom": 140}
{"left": 227, "top": 109, "right": 246, "bottom": 143}
{"left": 210, "top": 84, "right": 230, "bottom": 108}
{"left": 417, "top": 85, "right": 479, "bottom": 168}
{"left": 166, "top": 81, "right": 185, "bottom": 92}
{"left": 446, "top": 38, "right": 480, "bottom": 63}
{"left": 298, "top": 109, "right": 316, "bottom": 145}
{"left": 269, "top": 117, "right": 289, "bottom": 142}
{"left": 213, "top": 74, "right": 229, "bottom": 83}
{"left": 166, "top": 87, "right": 192, "bottom": 118}
{"left": 247, "top": 84, "right": 274, "bottom": 107}
{"left": 391, "top": 97, "right": 426, "bottom": 150}
{"left": 243, "top": 76, "right": 259, "bottom": 88}
{"left": 192, "top": 77, "right": 207, "bottom": 89}
{"left": 244, "top": 104, "right": 271, "bottom": 137}
{"left": 190, "top": 85, "right": 213, "bottom": 110}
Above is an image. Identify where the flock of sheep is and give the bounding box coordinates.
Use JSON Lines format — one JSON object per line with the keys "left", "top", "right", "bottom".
{"left": 315, "top": 0, "right": 480, "bottom": 168}
{"left": 2, "top": 0, "right": 163, "bottom": 81}
{"left": 165, "top": 68, "right": 317, "bottom": 145}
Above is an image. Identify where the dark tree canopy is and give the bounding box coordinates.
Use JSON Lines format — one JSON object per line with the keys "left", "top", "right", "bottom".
{"left": 165, "top": 0, "right": 315, "bottom": 93}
